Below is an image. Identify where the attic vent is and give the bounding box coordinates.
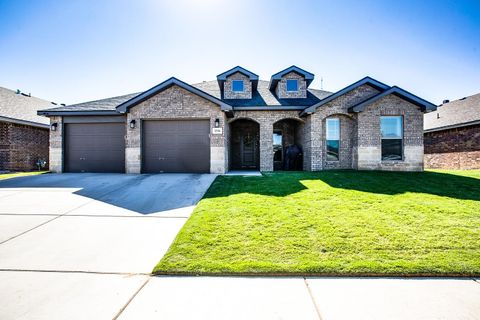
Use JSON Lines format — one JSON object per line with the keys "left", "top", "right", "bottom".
{"left": 442, "top": 99, "right": 449, "bottom": 104}
{"left": 51, "top": 102, "right": 57, "bottom": 105}
{"left": 437, "top": 113, "right": 440, "bottom": 119}
{"left": 61, "top": 103, "right": 66, "bottom": 106}
{"left": 460, "top": 97, "right": 467, "bottom": 100}
{"left": 16, "top": 89, "right": 20, "bottom": 94}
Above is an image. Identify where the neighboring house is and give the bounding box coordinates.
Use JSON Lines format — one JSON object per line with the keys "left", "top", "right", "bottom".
{"left": 0, "top": 87, "right": 52, "bottom": 171}
{"left": 38, "top": 66, "right": 436, "bottom": 174}
{"left": 424, "top": 93, "right": 480, "bottom": 169}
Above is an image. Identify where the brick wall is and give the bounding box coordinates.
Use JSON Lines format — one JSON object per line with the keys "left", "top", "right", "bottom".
{"left": 358, "top": 94, "right": 424, "bottom": 171}
{"left": 424, "top": 124, "right": 480, "bottom": 169}
{"left": 223, "top": 72, "right": 252, "bottom": 99}
{"left": 126, "top": 85, "right": 228, "bottom": 174}
{"left": 309, "top": 84, "right": 380, "bottom": 171}
{"left": 0, "top": 121, "right": 49, "bottom": 171}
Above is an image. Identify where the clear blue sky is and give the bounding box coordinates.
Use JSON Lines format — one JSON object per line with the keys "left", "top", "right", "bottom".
{"left": 1, "top": 0, "right": 479, "bottom": 105}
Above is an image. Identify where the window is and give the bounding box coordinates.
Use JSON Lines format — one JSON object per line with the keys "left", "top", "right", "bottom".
{"left": 231, "top": 80, "right": 244, "bottom": 92}
{"left": 286, "top": 79, "right": 298, "bottom": 92}
{"left": 381, "top": 116, "right": 403, "bottom": 161}
{"left": 273, "top": 131, "right": 283, "bottom": 162}
{"left": 326, "top": 118, "right": 340, "bottom": 161}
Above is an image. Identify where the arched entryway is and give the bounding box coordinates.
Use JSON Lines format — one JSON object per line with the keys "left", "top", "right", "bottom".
{"left": 273, "top": 118, "right": 304, "bottom": 171}
{"left": 229, "top": 119, "right": 260, "bottom": 170}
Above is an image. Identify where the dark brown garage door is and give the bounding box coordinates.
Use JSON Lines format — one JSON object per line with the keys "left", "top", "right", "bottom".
{"left": 65, "top": 123, "right": 125, "bottom": 173}
{"left": 142, "top": 120, "right": 210, "bottom": 173}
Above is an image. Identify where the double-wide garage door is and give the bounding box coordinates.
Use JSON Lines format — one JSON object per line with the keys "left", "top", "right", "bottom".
{"left": 142, "top": 120, "right": 210, "bottom": 173}
{"left": 65, "top": 123, "right": 125, "bottom": 173}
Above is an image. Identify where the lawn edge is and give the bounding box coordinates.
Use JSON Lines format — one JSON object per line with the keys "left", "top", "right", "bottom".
{"left": 152, "top": 271, "right": 480, "bottom": 278}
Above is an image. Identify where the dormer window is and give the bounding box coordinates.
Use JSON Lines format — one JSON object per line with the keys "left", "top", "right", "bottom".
{"left": 232, "top": 80, "right": 244, "bottom": 92}
{"left": 286, "top": 79, "right": 298, "bottom": 92}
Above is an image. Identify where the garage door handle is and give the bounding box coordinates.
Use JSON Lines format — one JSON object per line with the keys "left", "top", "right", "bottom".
{"left": 158, "top": 157, "right": 166, "bottom": 160}
{"left": 79, "top": 157, "right": 86, "bottom": 160}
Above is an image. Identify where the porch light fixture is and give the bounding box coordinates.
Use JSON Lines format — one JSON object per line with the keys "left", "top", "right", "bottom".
{"left": 215, "top": 118, "right": 220, "bottom": 127}
{"left": 129, "top": 119, "right": 136, "bottom": 129}
{"left": 50, "top": 123, "right": 58, "bottom": 131}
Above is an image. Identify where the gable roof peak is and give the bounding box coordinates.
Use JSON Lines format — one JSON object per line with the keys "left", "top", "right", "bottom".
{"left": 269, "top": 65, "right": 315, "bottom": 91}
{"left": 216, "top": 66, "right": 259, "bottom": 81}
{"left": 116, "top": 76, "right": 232, "bottom": 113}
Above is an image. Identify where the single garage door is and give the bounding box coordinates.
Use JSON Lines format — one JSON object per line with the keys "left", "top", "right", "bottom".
{"left": 65, "top": 123, "right": 125, "bottom": 173}
{"left": 142, "top": 120, "right": 210, "bottom": 173}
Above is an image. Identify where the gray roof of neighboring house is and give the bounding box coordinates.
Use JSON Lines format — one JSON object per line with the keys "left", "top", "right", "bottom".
{"left": 38, "top": 80, "right": 332, "bottom": 115}
{"left": 0, "top": 86, "right": 53, "bottom": 128}
{"left": 424, "top": 93, "right": 480, "bottom": 132}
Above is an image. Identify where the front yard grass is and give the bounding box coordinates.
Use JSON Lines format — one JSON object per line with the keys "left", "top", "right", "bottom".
{"left": 154, "top": 170, "right": 480, "bottom": 276}
{"left": 0, "top": 171, "right": 48, "bottom": 180}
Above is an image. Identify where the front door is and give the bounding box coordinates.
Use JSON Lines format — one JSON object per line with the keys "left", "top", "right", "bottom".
{"left": 230, "top": 120, "right": 260, "bottom": 170}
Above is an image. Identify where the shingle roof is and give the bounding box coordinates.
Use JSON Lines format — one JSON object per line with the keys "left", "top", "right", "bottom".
{"left": 38, "top": 80, "right": 332, "bottom": 114}
{"left": 38, "top": 92, "right": 140, "bottom": 113}
{"left": 0, "top": 86, "right": 52, "bottom": 127}
{"left": 192, "top": 80, "right": 331, "bottom": 107}
{"left": 424, "top": 93, "right": 480, "bottom": 131}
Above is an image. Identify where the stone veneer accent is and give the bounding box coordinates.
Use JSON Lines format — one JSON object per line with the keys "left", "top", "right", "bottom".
{"left": 0, "top": 121, "right": 49, "bottom": 171}
{"left": 424, "top": 124, "right": 480, "bottom": 169}
{"left": 126, "top": 85, "right": 228, "bottom": 174}
{"left": 223, "top": 72, "right": 252, "bottom": 99}
{"left": 275, "top": 71, "right": 307, "bottom": 99}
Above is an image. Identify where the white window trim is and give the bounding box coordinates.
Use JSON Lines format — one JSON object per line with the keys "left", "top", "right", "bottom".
{"left": 286, "top": 79, "right": 298, "bottom": 92}
{"left": 231, "top": 80, "right": 244, "bottom": 92}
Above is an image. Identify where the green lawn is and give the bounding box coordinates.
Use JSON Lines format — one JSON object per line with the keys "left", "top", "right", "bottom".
{"left": 0, "top": 171, "right": 48, "bottom": 180}
{"left": 154, "top": 170, "right": 480, "bottom": 276}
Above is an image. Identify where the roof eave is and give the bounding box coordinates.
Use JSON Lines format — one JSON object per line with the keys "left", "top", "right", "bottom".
{"left": 424, "top": 119, "right": 480, "bottom": 133}
{"left": 349, "top": 87, "right": 437, "bottom": 113}
{"left": 37, "top": 110, "right": 122, "bottom": 116}
{"left": 0, "top": 116, "right": 49, "bottom": 129}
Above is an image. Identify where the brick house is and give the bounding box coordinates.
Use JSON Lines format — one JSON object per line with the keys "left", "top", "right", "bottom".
{"left": 424, "top": 93, "right": 480, "bottom": 169}
{"left": 38, "top": 66, "right": 436, "bottom": 174}
{"left": 0, "top": 87, "right": 52, "bottom": 171}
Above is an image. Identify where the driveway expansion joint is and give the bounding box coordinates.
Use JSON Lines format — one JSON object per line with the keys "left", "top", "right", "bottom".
{"left": 112, "top": 276, "right": 151, "bottom": 320}
{"left": 303, "top": 277, "right": 324, "bottom": 320}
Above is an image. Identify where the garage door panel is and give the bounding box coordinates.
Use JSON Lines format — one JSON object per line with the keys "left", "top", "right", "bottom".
{"left": 65, "top": 123, "right": 125, "bottom": 173}
{"left": 142, "top": 120, "right": 210, "bottom": 173}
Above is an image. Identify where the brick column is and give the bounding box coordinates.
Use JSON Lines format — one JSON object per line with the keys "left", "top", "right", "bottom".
{"left": 49, "top": 116, "right": 63, "bottom": 173}
{"left": 125, "top": 114, "right": 141, "bottom": 173}
{"left": 310, "top": 115, "right": 323, "bottom": 171}
{"left": 259, "top": 122, "right": 273, "bottom": 171}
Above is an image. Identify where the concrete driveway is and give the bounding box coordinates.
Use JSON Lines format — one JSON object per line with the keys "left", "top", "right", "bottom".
{"left": 1, "top": 173, "right": 479, "bottom": 320}
{"left": 0, "top": 173, "right": 216, "bottom": 319}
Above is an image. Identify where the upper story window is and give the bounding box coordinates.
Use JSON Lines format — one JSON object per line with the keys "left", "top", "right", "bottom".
{"left": 326, "top": 118, "right": 340, "bottom": 161}
{"left": 231, "top": 80, "right": 244, "bottom": 92}
{"left": 381, "top": 116, "right": 403, "bottom": 161}
{"left": 286, "top": 79, "right": 298, "bottom": 92}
